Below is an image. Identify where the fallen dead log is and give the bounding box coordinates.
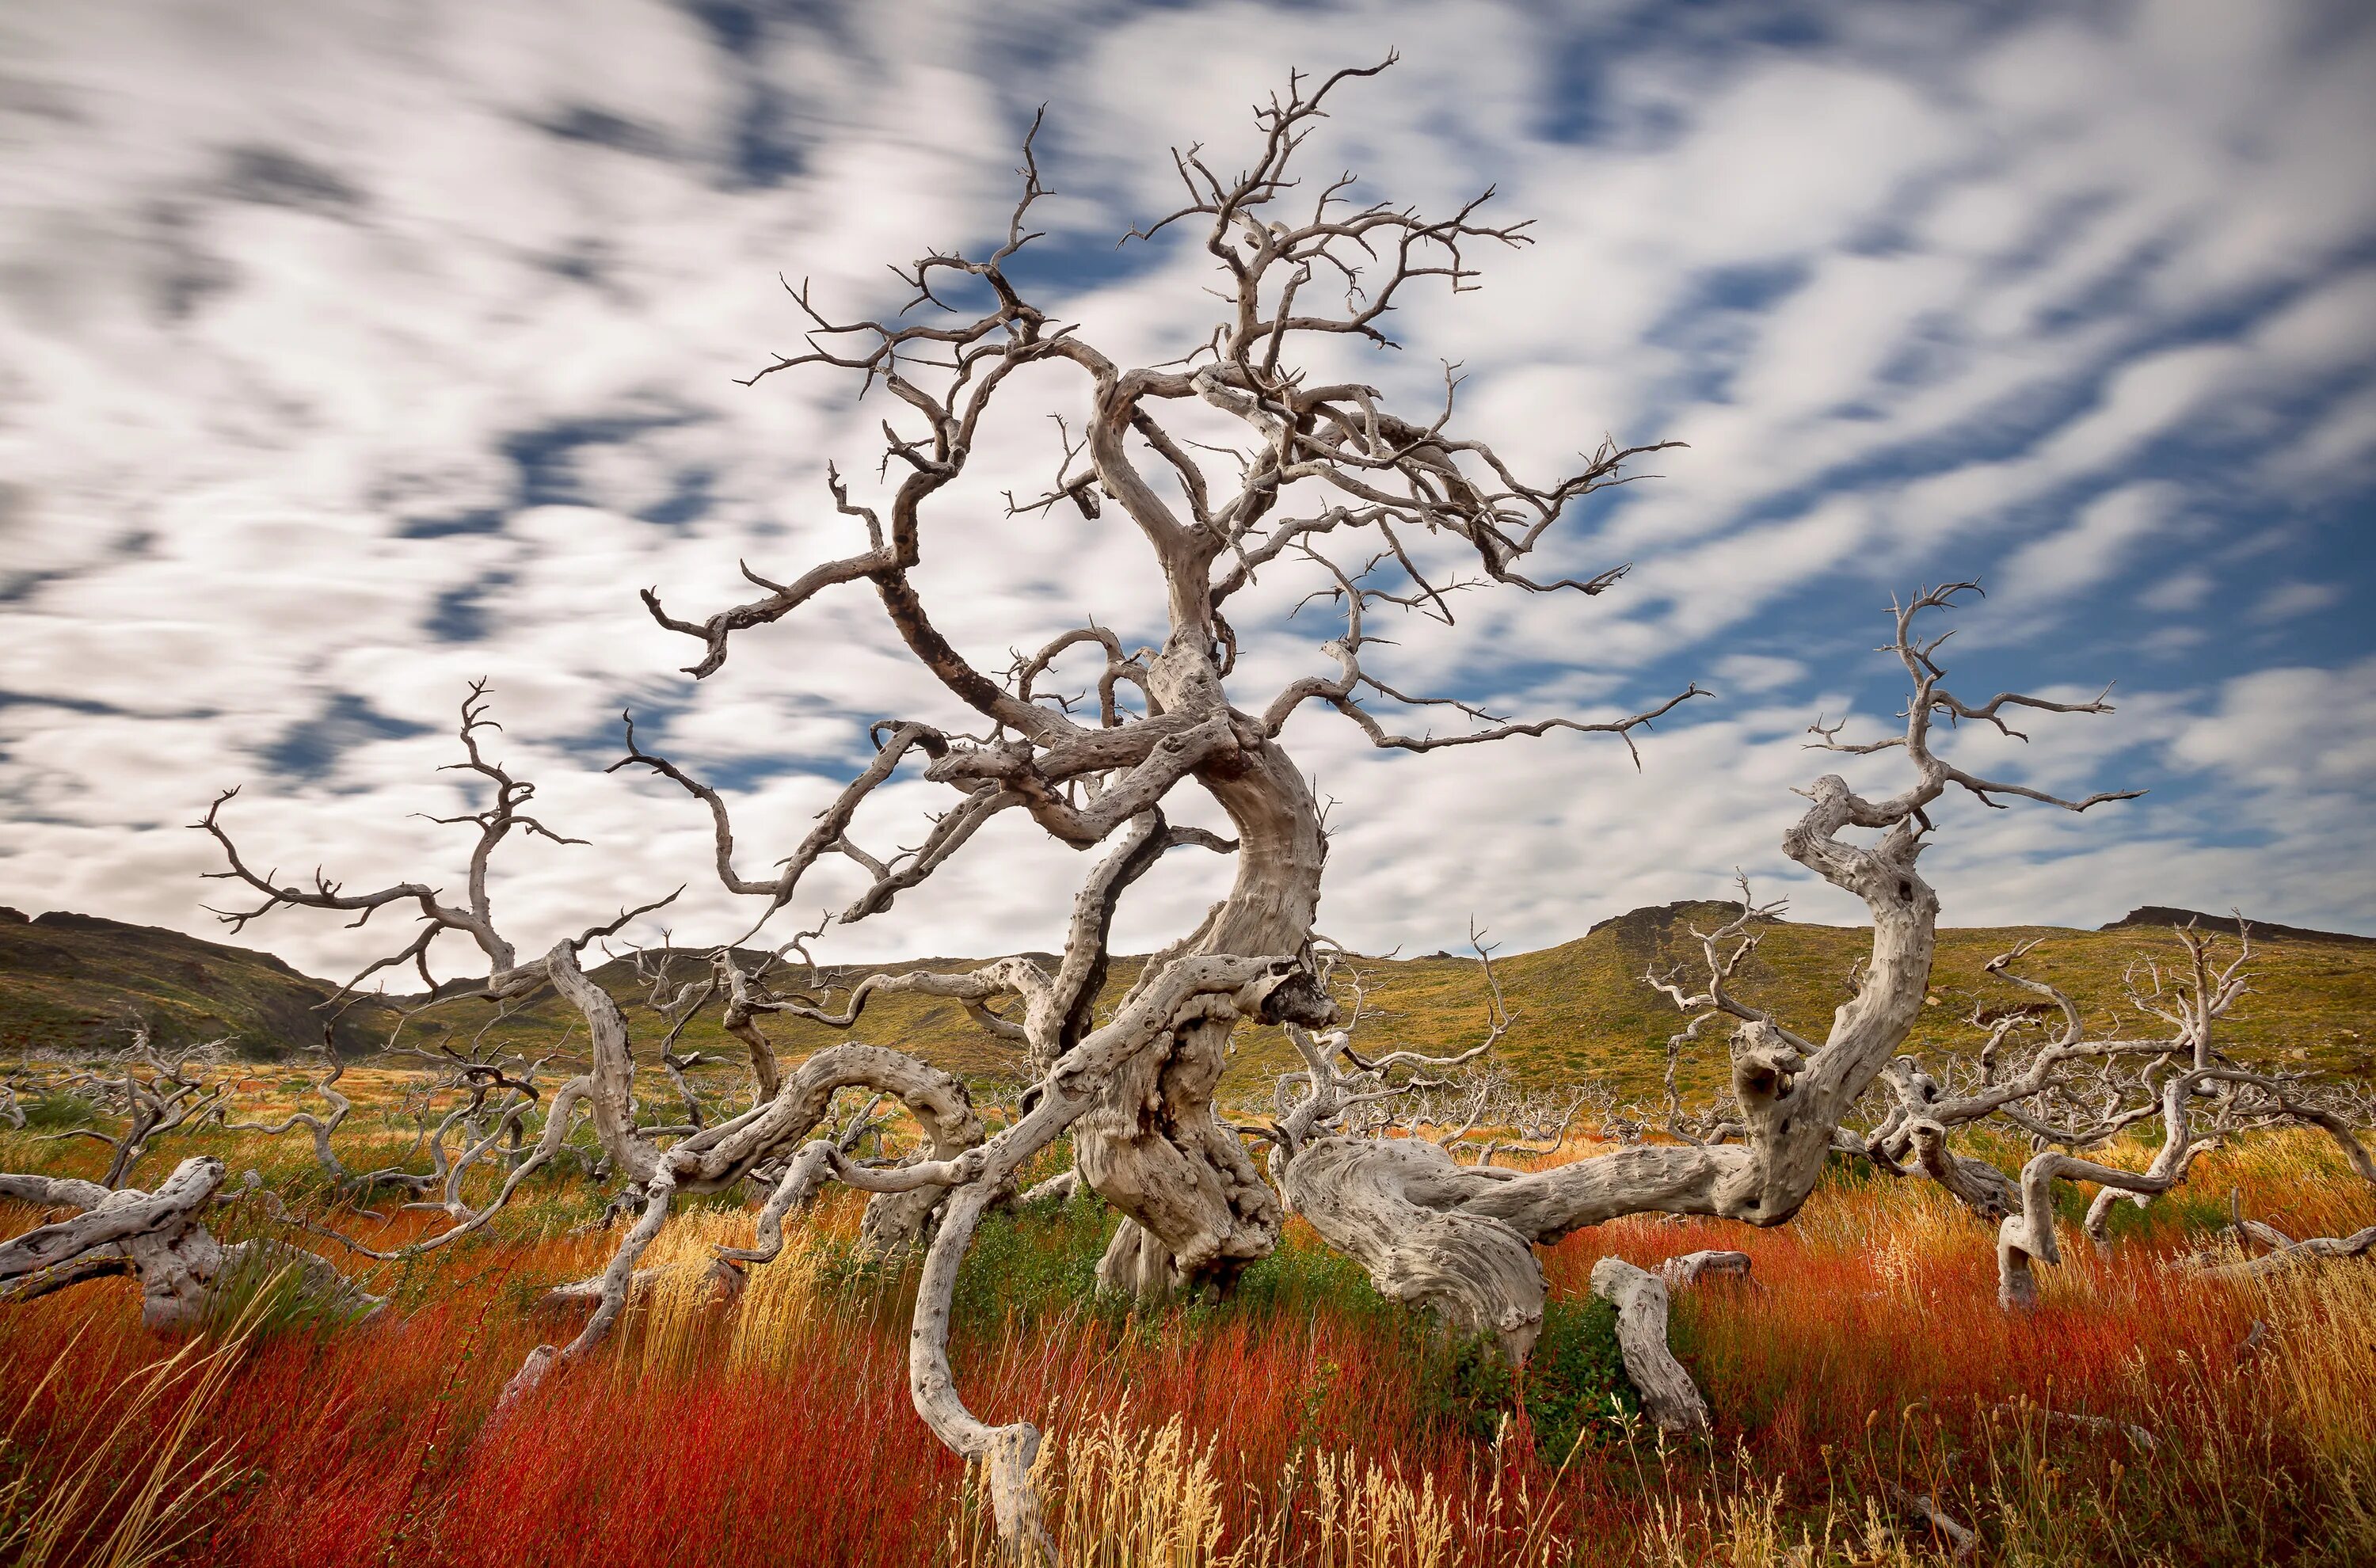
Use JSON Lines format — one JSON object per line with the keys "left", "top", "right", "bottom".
{"left": 2186, "top": 1224, "right": 2376, "bottom": 1279}
{"left": 1883, "top": 1480, "right": 1978, "bottom": 1558}
{"left": 0, "top": 1155, "right": 382, "bottom": 1329}
{"left": 1993, "top": 1397, "right": 2156, "bottom": 1454}
{"left": 1590, "top": 1257, "right": 1709, "bottom": 1436}
{"left": 1657, "top": 1249, "right": 1751, "bottom": 1287}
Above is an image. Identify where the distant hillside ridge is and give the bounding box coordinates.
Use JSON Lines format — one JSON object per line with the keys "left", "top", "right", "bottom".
{"left": 2100, "top": 906, "right": 2376, "bottom": 947}
{"left": 3, "top": 903, "right": 2371, "bottom": 1094}
{"left": 0, "top": 906, "right": 395, "bottom": 1058}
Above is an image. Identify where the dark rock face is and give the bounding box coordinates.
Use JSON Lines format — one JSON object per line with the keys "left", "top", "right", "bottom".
{"left": 1585, "top": 900, "right": 1767, "bottom": 942}
{"left": 1583, "top": 900, "right": 1784, "bottom": 969}
{"left": 2100, "top": 907, "right": 2376, "bottom": 947}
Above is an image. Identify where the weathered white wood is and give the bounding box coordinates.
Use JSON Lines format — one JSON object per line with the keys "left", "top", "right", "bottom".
{"left": 1658, "top": 1250, "right": 1752, "bottom": 1287}
{"left": 1589, "top": 1258, "right": 1708, "bottom": 1437}
{"left": 1285, "top": 1135, "right": 1546, "bottom": 1361}
{"left": 0, "top": 1155, "right": 381, "bottom": 1328}
{"left": 1983, "top": 928, "right": 2376, "bottom": 1308}
{"left": 1295, "top": 582, "right": 2140, "bottom": 1389}
{"left": 2193, "top": 1225, "right": 2376, "bottom": 1278}
{"left": 1883, "top": 1481, "right": 1977, "bottom": 1558}
{"left": 1011, "top": 1169, "right": 1079, "bottom": 1207}
{"left": 1904, "top": 1121, "right": 2019, "bottom": 1224}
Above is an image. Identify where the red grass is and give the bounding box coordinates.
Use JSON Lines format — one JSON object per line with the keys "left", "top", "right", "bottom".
{"left": 3, "top": 1131, "right": 2370, "bottom": 1566}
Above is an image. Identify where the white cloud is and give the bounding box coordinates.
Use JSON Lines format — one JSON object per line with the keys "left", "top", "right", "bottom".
{"left": 1710, "top": 654, "right": 1807, "bottom": 695}
{"left": 2249, "top": 580, "right": 2345, "bottom": 622}
{"left": 2138, "top": 569, "right": 2214, "bottom": 615}
{"left": 2167, "top": 657, "right": 2376, "bottom": 793}
{"left": 1998, "top": 481, "right": 2175, "bottom": 600}
{"left": 2, "top": 0, "right": 2373, "bottom": 982}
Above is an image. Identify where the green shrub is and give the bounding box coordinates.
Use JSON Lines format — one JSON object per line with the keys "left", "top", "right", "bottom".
{"left": 1415, "top": 1296, "right": 1640, "bottom": 1463}
{"left": 950, "top": 1188, "right": 1121, "bottom": 1331}
{"left": 17, "top": 1091, "right": 97, "bottom": 1131}
{"left": 1521, "top": 1294, "right": 1639, "bottom": 1463}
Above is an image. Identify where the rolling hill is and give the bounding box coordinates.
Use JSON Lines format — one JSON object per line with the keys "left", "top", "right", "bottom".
{"left": 2, "top": 902, "right": 2370, "bottom": 1101}
{"left": 0, "top": 906, "right": 396, "bottom": 1059}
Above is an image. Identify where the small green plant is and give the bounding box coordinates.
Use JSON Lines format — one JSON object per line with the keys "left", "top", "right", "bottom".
{"left": 1417, "top": 1328, "right": 1517, "bottom": 1445}
{"left": 17, "top": 1091, "right": 98, "bottom": 1131}
{"left": 1413, "top": 1296, "right": 1639, "bottom": 1463}
{"left": 1522, "top": 1295, "right": 1639, "bottom": 1463}
{"left": 1224, "top": 1235, "right": 1394, "bottom": 1323}
{"left": 950, "top": 1189, "right": 1121, "bottom": 1331}
{"left": 198, "top": 1250, "right": 380, "bottom": 1342}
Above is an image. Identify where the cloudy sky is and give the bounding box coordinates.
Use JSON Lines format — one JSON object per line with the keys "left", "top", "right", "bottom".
{"left": 2, "top": 0, "right": 2372, "bottom": 985}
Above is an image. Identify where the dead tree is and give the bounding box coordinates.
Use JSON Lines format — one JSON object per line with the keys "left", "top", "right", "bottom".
{"left": 217, "top": 1033, "right": 530, "bottom": 1208}
{"left": 1810, "top": 921, "right": 2376, "bottom": 1304}
{"left": 488, "top": 59, "right": 1725, "bottom": 1549}
{"left": 1960, "top": 926, "right": 2376, "bottom": 1307}
{"left": 32, "top": 1022, "right": 234, "bottom": 1189}
{"left": 1825, "top": 939, "right": 2165, "bottom": 1226}
{"left": 1255, "top": 938, "right": 1504, "bottom": 1179}
{"left": 215, "top": 1040, "right": 404, "bottom": 1199}
{"left": 2191, "top": 1208, "right": 2376, "bottom": 1277}
{"left": 1280, "top": 581, "right": 2139, "bottom": 1368}
{"left": 617, "top": 55, "right": 1702, "bottom": 1353}
{"left": 0, "top": 684, "right": 677, "bottom": 1324}
{"left": 570, "top": 55, "right": 2155, "bottom": 1541}
{"left": 570, "top": 63, "right": 2158, "bottom": 1543}
{"left": 76, "top": 63, "right": 2146, "bottom": 1556}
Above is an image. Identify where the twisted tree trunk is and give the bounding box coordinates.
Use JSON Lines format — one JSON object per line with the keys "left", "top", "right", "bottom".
{"left": 1285, "top": 775, "right": 1940, "bottom": 1359}
{"left": 1079, "top": 706, "right": 1325, "bottom": 1297}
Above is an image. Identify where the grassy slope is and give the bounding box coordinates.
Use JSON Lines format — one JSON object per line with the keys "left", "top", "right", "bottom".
{"left": 0, "top": 908, "right": 394, "bottom": 1058}
{"left": 1319, "top": 903, "right": 2376, "bottom": 1101}
{"left": 4, "top": 903, "right": 2370, "bottom": 1098}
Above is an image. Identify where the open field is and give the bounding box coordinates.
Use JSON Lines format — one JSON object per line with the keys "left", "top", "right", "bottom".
{"left": 3, "top": 1101, "right": 2373, "bottom": 1566}
{"left": 5, "top": 914, "right": 2370, "bottom": 1564}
